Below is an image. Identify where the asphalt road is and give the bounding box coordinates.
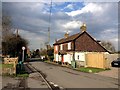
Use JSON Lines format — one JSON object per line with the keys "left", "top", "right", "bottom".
{"left": 29, "top": 61, "right": 118, "bottom": 89}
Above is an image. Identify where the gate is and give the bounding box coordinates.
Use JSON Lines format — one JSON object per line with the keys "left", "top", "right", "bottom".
{"left": 86, "top": 53, "right": 106, "bottom": 69}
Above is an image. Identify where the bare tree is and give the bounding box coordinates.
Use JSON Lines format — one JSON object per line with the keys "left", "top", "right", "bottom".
{"left": 2, "top": 15, "right": 28, "bottom": 57}
{"left": 100, "top": 41, "right": 116, "bottom": 53}
{"left": 2, "top": 15, "right": 13, "bottom": 40}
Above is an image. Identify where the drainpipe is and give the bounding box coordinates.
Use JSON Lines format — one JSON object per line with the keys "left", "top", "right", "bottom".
{"left": 72, "top": 40, "right": 76, "bottom": 68}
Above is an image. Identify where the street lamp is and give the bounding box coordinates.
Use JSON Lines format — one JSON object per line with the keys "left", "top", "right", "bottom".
{"left": 22, "top": 46, "right": 25, "bottom": 62}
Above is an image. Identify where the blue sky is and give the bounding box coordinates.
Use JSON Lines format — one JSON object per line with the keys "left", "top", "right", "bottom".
{"left": 2, "top": 1, "right": 118, "bottom": 51}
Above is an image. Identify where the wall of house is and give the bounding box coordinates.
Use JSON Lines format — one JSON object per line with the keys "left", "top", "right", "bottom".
{"left": 75, "top": 52, "right": 86, "bottom": 67}
{"left": 54, "top": 45, "right": 58, "bottom": 54}
{"left": 63, "top": 53, "right": 73, "bottom": 64}
{"left": 75, "top": 32, "right": 107, "bottom": 52}
{"left": 75, "top": 52, "right": 86, "bottom": 61}
{"left": 54, "top": 54, "right": 58, "bottom": 61}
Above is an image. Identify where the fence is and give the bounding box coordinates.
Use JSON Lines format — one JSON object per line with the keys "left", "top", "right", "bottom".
{"left": 86, "top": 53, "right": 109, "bottom": 69}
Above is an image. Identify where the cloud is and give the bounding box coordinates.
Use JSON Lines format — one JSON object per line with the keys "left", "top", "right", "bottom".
{"left": 62, "top": 21, "right": 82, "bottom": 29}
{"left": 2, "top": 2, "right": 118, "bottom": 51}
{"left": 66, "top": 3, "right": 103, "bottom": 17}
{"left": 99, "top": 28, "right": 118, "bottom": 51}
{"left": 65, "top": 4, "right": 74, "bottom": 10}
{"left": 18, "top": 29, "right": 48, "bottom": 49}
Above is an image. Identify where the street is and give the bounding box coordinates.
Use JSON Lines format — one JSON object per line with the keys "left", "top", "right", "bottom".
{"left": 29, "top": 61, "right": 118, "bottom": 89}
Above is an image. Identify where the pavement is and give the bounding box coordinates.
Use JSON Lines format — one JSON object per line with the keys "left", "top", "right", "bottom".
{"left": 27, "top": 72, "right": 49, "bottom": 89}
{"left": 96, "top": 67, "right": 118, "bottom": 79}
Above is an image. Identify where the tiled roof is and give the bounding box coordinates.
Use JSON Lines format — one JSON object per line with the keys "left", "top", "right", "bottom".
{"left": 53, "top": 31, "right": 110, "bottom": 53}
{"left": 53, "top": 32, "right": 81, "bottom": 45}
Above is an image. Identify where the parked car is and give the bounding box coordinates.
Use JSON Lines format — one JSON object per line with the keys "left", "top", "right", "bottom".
{"left": 111, "top": 58, "right": 120, "bottom": 67}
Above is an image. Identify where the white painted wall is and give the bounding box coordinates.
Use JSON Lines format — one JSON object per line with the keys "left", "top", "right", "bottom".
{"left": 75, "top": 52, "right": 85, "bottom": 61}
{"left": 63, "top": 54, "right": 72, "bottom": 64}
{"left": 58, "top": 55, "right": 61, "bottom": 61}
{"left": 60, "top": 44, "right": 63, "bottom": 50}
{"left": 55, "top": 45, "right": 58, "bottom": 51}
{"left": 68, "top": 42, "right": 71, "bottom": 50}
{"left": 54, "top": 54, "right": 59, "bottom": 61}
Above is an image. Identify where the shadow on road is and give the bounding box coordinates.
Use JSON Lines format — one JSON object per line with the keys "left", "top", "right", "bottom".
{"left": 26, "top": 58, "right": 44, "bottom": 62}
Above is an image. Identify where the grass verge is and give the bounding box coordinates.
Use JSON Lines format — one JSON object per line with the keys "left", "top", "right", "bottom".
{"left": 16, "top": 73, "right": 29, "bottom": 78}
{"left": 0, "top": 64, "right": 14, "bottom": 68}
{"left": 44, "top": 61, "right": 111, "bottom": 73}
{"left": 77, "top": 67, "right": 110, "bottom": 73}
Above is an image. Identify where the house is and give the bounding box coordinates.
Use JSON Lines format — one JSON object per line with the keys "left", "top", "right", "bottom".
{"left": 53, "top": 23, "right": 109, "bottom": 68}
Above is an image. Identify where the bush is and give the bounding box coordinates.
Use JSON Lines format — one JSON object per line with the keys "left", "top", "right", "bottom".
{"left": 65, "top": 62, "right": 68, "bottom": 65}
{"left": 58, "top": 61, "right": 62, "bottom": 65}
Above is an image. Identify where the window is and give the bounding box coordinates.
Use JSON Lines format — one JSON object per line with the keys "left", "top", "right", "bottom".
{"left": 68, "top": 42, "right": 71, "bottom": 50}
{"left": 78, "top": 55, "right": 79, "bottom": 60}
{"left": 60, "top": 44, "right": 63, "bottom": 50}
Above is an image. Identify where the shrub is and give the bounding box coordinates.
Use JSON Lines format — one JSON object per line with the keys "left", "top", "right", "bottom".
{"left": 65, "top": 62, "right": 68, "bottom": 65}
{"left": 58, "top": 61, "right": 62, "bottom": 65}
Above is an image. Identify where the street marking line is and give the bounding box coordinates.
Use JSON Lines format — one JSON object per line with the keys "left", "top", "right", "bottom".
{"left": 54, "top": 84, "right": 58, "bottom": 87}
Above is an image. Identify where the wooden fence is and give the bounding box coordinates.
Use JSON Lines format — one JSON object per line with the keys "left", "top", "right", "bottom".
{"left": 86, "top": 53, "right": 109, "bottom": 69}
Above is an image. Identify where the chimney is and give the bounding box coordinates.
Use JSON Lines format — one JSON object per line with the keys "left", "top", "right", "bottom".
{"left": 80, "top": 23, "right": 87, "bottom": 32}
{"left": 64, "top": 31, "right": 69, "bottom": 38}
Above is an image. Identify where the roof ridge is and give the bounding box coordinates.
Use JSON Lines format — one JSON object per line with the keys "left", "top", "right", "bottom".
{"left": 54, "top": 31, "right": 85, "bottom": 45}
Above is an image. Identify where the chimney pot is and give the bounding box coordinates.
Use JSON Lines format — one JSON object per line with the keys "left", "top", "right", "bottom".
{"left": 64, "top": 31, "right": 69, "bottom": 38}
{"left": 80, "top": 23, "right": 87, "bottom": 32}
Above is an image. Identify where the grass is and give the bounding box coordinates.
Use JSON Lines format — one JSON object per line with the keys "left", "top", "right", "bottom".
{"left": 0, "top": 64, "right": 14, "bottom": 68}
{"left": 3, "top": 64, "right": 14, "bottom": 68}
{"left": 16, "top": 73, "right": 29, "bottom": 78}
{"left": 2, "top": 73, "right": 29, "bottom": 78}
{"left": 44, "top": 60, "right": 111, "bottom": 73}
{"left": 77, "top": 67, "right": 110, "bottom": 73}
{"left": 1, "top": 63, "right": 29, "bottom": 78}
{"left": 44, "top": 60, "right": 49, "bottom": 63}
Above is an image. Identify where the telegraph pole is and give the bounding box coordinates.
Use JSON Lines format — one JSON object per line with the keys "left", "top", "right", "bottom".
{"left": 48, "top": 27, "right": 50, "bottom": 44}
{"left": 48, "top": 0, "right": 52, "bottom": 45}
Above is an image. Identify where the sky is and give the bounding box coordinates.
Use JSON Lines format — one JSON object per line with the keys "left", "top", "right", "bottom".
{"left": 2, "top": 1, "right": 119, "bottom": 51}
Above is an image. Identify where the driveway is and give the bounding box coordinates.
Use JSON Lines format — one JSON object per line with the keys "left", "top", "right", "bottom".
{"left": 96, "top": 67, "right": 118, "bottom": 79}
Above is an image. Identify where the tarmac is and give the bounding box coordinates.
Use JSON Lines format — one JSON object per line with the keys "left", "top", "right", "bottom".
{"left": 0, "top": 62, "right": 119, "bottom": 90}
{"left": 96, "top": 67, "right": 118, "bottom": 79}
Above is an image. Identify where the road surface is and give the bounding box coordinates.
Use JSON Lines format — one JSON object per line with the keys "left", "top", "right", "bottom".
{"left": 29, "top": 61, "right": 118, "bottom": 89}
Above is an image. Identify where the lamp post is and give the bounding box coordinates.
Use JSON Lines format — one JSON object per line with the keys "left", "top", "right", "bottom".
{"left": 22, "top": 46, "right": 25, "bottom": 63}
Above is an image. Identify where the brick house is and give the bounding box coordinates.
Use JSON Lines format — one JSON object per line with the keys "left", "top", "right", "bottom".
{"left": 53, "top": 23, "right": 109, "bottom": 66}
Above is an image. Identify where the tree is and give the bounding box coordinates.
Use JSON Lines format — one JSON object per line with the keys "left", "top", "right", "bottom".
{"left": 2, "top": 34, "right": 28, "bottom": 57}
{"left": 40, "top": 48, "right": 47, "bottom": 56}
{"left": 2, "top": 15, "right": 13, "bottom": 40}
{"left": 47, "top": 47, "right": 54, "bottom": 61}
{"left": 100, "top": 41, "right": 116, "bottom": 53}
{"left": 2, "top": 15, "right": 28, "bottom": 57}
{"left": 34, "top": 49, "right": 40, "bottom": 58}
